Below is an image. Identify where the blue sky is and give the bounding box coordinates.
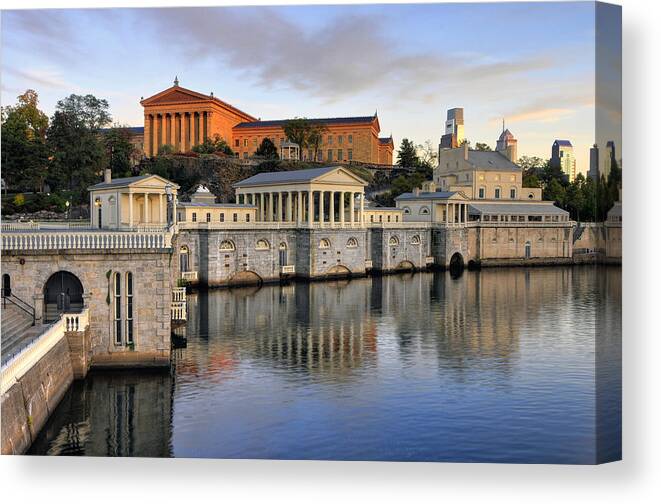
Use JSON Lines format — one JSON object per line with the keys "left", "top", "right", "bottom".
{"left": 1, "top": 2, "right": 609, "bottom": 171}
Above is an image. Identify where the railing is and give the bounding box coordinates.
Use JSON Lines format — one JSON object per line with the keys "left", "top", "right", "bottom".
{"left": 171, "top": 287, "right": 187, "bottom": 321}
{"left": 367, "top": 221, "right": 431, "bottom": 229}
{"left": 181, "top": 271, "right": 198, "bottom": 282}
{"left": 280, "top": 265, "right": 295, "bottom": 274}
{"left": 1, "top": 308, "right": 89, "bottom": 394}
{"left": 464, "top": 220, "right": 575, "bottom": 228}
{"left": 178, "top": 221, "right": 366, "bottom": 231}
{"left": 1, "top": 229, "right": 174, "bottom": 251}
{"left": 2, "top": 292, "right": 36, "bottom": 325}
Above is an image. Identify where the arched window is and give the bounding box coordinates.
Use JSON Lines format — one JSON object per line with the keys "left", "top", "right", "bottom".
{"left": 179, "top": 245, "right": 190, "bottom": 272}
{"left": 346, "top": 237, "right": 358, "bottom": 248}
{"left": 389, "top": 236, "right": 400, "bottom": 246}
{"left": 495, "top": 187, "right": 502, "bottom": 199}
{"left": 114, "top": 272, "right": 122, "bottom": 345}
{"left": 528, "top": 192, "right": 535, "bottom": 199}
{"left": 478, "top": 187, "right": 486, "bottom": 199}
{"left": 524, "top": 241, "right": 532, "bottom": 259}
{"left": 510, "top": 187, "right": 517, "bottom": 199}
{"left": 255, "top": 239, "right": 270, "bottom": 250}
{"left": 219, "top": 240, "right": 235, "bottom": 251}
{"left": 403, "top": 206, "right": 411, "bottom": 215}
{"left": 419, "top": 206, "right": 430, "bottom": 215}
{"left": 279, "top": 242, "right": 288, "bottom": 266}
{"left": 410, "top": 235, "right": 421, "bottom": 245}
{"left": 125, "top": 272, "right": 134, "bottom": 345}
{"left": 319, "top": 238, "right": 331, "bottom": 249}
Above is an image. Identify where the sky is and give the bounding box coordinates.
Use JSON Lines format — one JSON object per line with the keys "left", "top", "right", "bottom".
{"left": 1, "top": 2, "right": 618, "bottom": 173}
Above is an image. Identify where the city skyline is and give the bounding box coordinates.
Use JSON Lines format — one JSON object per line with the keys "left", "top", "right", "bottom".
{"left": 2, "top": 2, "right": 612, "bottom": 172}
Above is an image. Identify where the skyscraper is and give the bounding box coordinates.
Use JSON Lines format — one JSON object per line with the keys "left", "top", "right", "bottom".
{"left": 439, "top": 108, "right": 464, "bottom": 149}
{"left": 551, "top": 139, "right": 577, "bottom": 182}
{"left": 588, "top": 144, "right": 600, "bottom": 181}
{"left": 496, "top": 123, "right": 518, "bottom": 163}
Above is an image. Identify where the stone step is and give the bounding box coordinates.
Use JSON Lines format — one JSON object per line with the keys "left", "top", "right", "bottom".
{"left": 1, "top": 304, "right": 36, "bottom": 358}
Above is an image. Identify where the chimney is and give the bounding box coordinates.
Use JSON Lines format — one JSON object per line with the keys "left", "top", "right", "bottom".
{"left": 104, "top": 168, "right": 112, "bottom": 183}
{"left": 414, "top": 187, "right": 421, "bottom": 196}
{"left": 463, "top": 142, "right": 469, "bottom": 160}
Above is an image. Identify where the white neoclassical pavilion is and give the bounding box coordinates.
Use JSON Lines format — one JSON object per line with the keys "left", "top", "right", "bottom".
{"left": 233, "top": 166, "right": 368, "bottom": 227}
{"left": 88, "top": 172, "right": 179, "bottom": 229}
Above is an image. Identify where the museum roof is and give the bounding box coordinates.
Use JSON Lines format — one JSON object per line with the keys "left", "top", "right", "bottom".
{"left": 468, "top": 202, "right": 569, "bottom": 215}
{"left": 88, "top": 174, "right": 178, "bottom": 191}
{"left": 233, "top": 115, "right": 377, "bottom": 129}
{"left": 99, "top": 126, "right": 144, "bottom": 135}
{"left": 395, "top": 191, "right": 461, "bottom": 201}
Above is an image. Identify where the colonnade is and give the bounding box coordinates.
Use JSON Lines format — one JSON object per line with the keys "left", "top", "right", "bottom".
{"left": 144, "top": 111, "right": 210, "bottom": 157}
{"left": 237, "top": 190, "right": 365, "bottom": 226}
{"left": 125, "top": 192, "right": 168, "bottom": 227}
{"left": 443, "top": 202, "right": 469, "bottom": 225}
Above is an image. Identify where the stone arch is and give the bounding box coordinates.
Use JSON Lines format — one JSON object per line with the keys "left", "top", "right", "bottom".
{"left": 228, "top": 270, "right": 263, "bottom": 286}
{"left": 255, "top": 239, "right": 270, "bottom": 250}
{"left": 396, "top": 260, "right": 415, "bottom": 271}
{"left": 419, "top": 206, "right": 430, "bottom": 215}
{"left": 319, "top": 238, "right": 331, "bottom": 249}
{"left": 326, "top": 264, "right": 351, "bottom": 277}
{"left": 410, "top": 234, "right": 421, "bottom": 245}
{"left": 179, "top": 245, "right": 190, "bottom": 272}
{"left": 449, "top": 252, "right": 464, "bottom": 270}
{"left": 346, "top": 237, "right": 358, "bottom": 248}
{"left": 219, "top": 240, "right": 235, "bottom": 251}
{"left": 43, "top": 271, "right": 84, "bottom": 322}
{"left": 389, "top": 235, "right": 400, "bottom": 246}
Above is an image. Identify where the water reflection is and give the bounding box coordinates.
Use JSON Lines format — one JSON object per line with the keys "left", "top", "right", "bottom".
{"left": 31, "top": 267, "right": 621, "bottom": 463}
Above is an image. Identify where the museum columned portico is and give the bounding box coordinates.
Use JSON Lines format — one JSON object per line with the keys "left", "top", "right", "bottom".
{"left": 144, "top": 110, "right": 210, "bottom": 156}
{"left": 233, "top": 166, "right": 367, "bottom": 227}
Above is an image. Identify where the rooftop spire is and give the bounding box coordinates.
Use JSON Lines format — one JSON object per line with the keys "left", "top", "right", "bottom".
{"left": 174, "top": 76, "right": 179, "bottom": 87}
{"left": 502, "top": 118, "right": 505, "bottom": 133}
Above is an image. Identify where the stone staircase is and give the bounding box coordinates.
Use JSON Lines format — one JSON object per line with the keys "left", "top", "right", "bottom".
{"left": 1, "top": 303, "right": 38, "bottom": 363}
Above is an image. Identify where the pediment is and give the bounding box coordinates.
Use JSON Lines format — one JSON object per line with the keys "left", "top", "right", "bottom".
{"left": 314, "top": 167, "right": 368, "bottom": 186}
{"left": 142, "top": 87, "right": 211, "bottom": 106}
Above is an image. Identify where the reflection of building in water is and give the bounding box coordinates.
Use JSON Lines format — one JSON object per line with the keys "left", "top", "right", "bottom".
{"left": 31, "top": 371, "right": 172, "bottom": 457}
{"left": 182, "top": 281, "right": 377, "bottom": 378}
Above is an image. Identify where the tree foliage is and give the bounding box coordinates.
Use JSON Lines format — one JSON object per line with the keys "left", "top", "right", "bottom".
{"left": 104, "top": 126, "right": 138, "bottom": 178}
{"left": 254, "top": 138, "right": 279, "bottom": 159}
{"left": 191, "top": 134, "right": 234, "bottom": 156}
{"left": 282, "top": 118, "right": 327, "bottom": 160}
{"left": 396, "top": 138, "right": 420, "bottom": 168}
{"left": 474, "top": 142, "right": 492, "bottom": 151}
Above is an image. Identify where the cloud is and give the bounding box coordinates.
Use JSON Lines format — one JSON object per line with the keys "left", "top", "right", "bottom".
{"left": 490, "top": 92, "right": 595, "bottom": 125}
{"left": 4, "top": 66, "right": 81, "bottom": 91}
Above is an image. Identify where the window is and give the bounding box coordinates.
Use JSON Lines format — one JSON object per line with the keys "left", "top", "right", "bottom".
{"left": 328, "top": 135, "right": 333, "bottom": 145}
{"left": 192, "top": 212, "right": 197, "bottom": 222}
{"left": 243, "top": 139, "right": 248, "bottom": 147}
{"left": 235, "top": 139, "right": 240, "bottom": 147}
{"left": 255, "top": 239, "right": 270, "bottom": 250}
{"left": 206, "top": 213, "right": 211, "bottom": 222}
{"left": 319, "top": 238, "right": 331, "bottom": 249}
{"left": 317, "top": 151, "right": 323, "bottom": 161}
{"left": 348, "top": 134, "right": 353, "bottom": 144}
{"left": 510, "top": 188, "right": 516, "bottom": 199}
{"left": 327, "top": 149, "right": 333, "bottom": 161}
{"left": 114, "top": 272, "right": 122, "bottom": 345}
{"left": 220, "top": 213, "right": 225, "bottom": 222}
{"left": 253, "top": 138, "right": 257, "bottom": 146}
{"left": 419, "top": 206, "right": 430, "bottom": 215}
{"left": 403, "top": 206, "right": 411, "bottom": 215}
{"left": 280, "top": 137, "right": 284, "bottom": 144}
{"left": 346, "top": 237, "right": 358, "bottom": 248}
{"left": 243, "top": 152, "right": 248, "bottom": 159}
{"left": 338, "top": 135, "right": 344, "bottom": 145}
{"left": 337, "top": 149, "right": 343, "bottom": 160}
{"left": 348, "top": 149, "right": 353, "bottom": 160}
{"left": 370, "top": 215, "right": 374, "bottom": 222}
{"left": 246, "top": 214, "right": 250, "bottom": 222}
{"left": 125, "top": 272, "right": 134, "bottom": 345}
{"left": 389, "top": 236, "right": 400, "bottom": 246}
{"left": 410, "top": 235, "right": 421, "bottom": 245}
{"left": 233, "top": 213, "right": 238, "bottom": 222}
{"left": 379, "top": 215, "right": 383, "bottom": 222}
{"left": 219, "top": 240, "right": 235, "bottom": 251}
{"left": 395, "top": 215, "right": 399, "bottom": 222}
{"left": 495, "top": 188, "right": 501, "bottom": 199}
{"left": 478, "top": 187, "right": 485, "bottom": 199}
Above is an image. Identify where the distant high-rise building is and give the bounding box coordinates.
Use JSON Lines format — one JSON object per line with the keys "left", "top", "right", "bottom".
{"left": 496, "top": 122, "right": 517, "bottom": 163}
{"left": 603, "top": 140, "right": 617, "bottom": 179}
{"left": 551, "top": 140, "right": 577, "bottom": 182}
{"left": 588, "top": 144, "right": 600, "bottom": 181}
{"left": 440, "top": 107, "right": 464, "bottom": 149}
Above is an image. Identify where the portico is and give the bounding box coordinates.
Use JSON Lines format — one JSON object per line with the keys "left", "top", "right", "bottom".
{"left": 232, "top": 166, "right": 368, "bottom": 227}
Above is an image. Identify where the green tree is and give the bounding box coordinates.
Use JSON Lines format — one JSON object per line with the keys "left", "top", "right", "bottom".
{"left": 47, "top": 94, "right": 111, "bottom": 195}
{"left": 104, "top": 126, "right": 137, "bottom": 178}
{"left": 191, "top": 134, "right": 233, "bottom": 156}
{"left": 396, "top": 138, "right": 420, "bottom": 167}
{"left": 283, "top": 118, "right": 311, "bottom": 160}
{"left": 474, "top": 142, "right": 492, "bottom": 151}
{"left": 254, "top": 138, "right": 279, "bottom": 159}
{"left": 544, "top": 178, "right": 566, "bottom": 206}
{"left": 416, "top": 140, "right": 437, "bottom": 171}
{"left": 158, "top": 144, "right": 175, "bottom": 156}
{"left": 307, "top": 123, "right": 327, "bottom": 161}
{"left": 1, "top": 89, "right": 50, "bottom": 192}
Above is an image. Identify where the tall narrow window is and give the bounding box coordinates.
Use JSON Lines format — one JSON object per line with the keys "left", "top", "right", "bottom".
{"left": 206, "top": 212, "right": 211, "bottom": 222}
{"left": 114, "top": 272, "right": 122, "bottom": 345}
{"left": 125, "top": 272, "right": 134, "bottom": 345}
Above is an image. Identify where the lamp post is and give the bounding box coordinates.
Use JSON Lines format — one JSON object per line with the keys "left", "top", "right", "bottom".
{"left": 94, "top": 197, "right": 102, "bottom": 229}
{"left": 65, "top": 200, "right": 70, "bottom": 224}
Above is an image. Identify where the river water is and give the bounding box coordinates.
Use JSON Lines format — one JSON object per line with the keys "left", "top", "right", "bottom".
{"left": 29, "top": 266, "right": 621, "bottom": 463}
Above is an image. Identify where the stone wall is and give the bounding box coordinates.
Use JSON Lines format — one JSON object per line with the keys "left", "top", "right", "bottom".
{"left": 370, "top": 227, "right": 432, "bottom": 271}
{"left": 1, "top": 337, "right": 73, "bottom": 455}
{"left": 2, "top": 249, "right": 173, "bottom": 367}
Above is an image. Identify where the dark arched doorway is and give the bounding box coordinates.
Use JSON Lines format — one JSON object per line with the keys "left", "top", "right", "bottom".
{"left": 2, "top": 274, "right": 11, "bottom": 297}
{"left": 43, "top": 271, "right": 84, "bottom": 322}
{"left": 449, "top": 252, "right": 464, "bottom": 270}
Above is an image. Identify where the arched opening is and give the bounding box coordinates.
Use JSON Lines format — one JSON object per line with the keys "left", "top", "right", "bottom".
{"left": 255, "top": 239, "right": 270, "bottom": 250}
{"left": 467, "top": 259, "right": 480, "bottom": 270}
{"left": 219, "top": 240, "right": 235, "bottom": 251}
{"left": 449, "top": 252, "right": 464, "bottom": 271}
{"left": 229, "top": 270, "right": 263, "bottom": 286}
{"left": 319, "top": 238, "right": 331, "bottom": 249}
{"left": 279, "top": 242, "right": 288, "bottom": 266}
{"left": 43, "top": 271, "right": 84, "bottom": 322}
{"left": 525, "top": 241, "right": 532, "bottom": 259}
{"left": 2, "top": 274, "right": 10, "bottom": 297}
{"left": 396, "top": 260, "right": 415, "bottom": 271}
{"left": 346, "top": 237, "right": 358, "bottom": 248}
{"left": 326, "top": 264, "right": 351, "bottom": 277}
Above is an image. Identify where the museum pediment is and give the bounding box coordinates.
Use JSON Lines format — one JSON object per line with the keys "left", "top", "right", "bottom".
{"left": 141, "top": 87, "right": 211, "bottom": 106}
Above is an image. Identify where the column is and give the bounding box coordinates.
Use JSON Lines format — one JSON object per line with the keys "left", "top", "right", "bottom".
{"left": 297, "top": 191, "right": 303, "bottom": 224}
{"left": 464, "top": 204, "right": 468, "bottom": 223}
{"left": 174, "top": 114, "right": 180, "bottom": 151}
{"left": 268, "top": 192, "right": 274, "bottom": 222}
{"left": 445, "top": 203, "right": 449, "bottom": 224}
{"left": 260, "top": 193, "right": 265, "bottom": 221}
{"left": 277, "top": 192, "right": 283, "bottom": 222}
{"left": 144, "top": 115, "right": 152, "bottom": 157}
{"left": 286, "top": 192, "right": 293, "bottom": 222}
{"left": 319, "top": 191, "right": 325, "bottom": 226}
{"left": 329, "top": 191, "right": 335, "bottom": 226}
{"left": 308, "top": 190, "right": 314, "bottom": 225}
{"left": 156, "top": 114, "right": 162, "bottom": 154}
{"left": 349, "top": 193, "right": 355, "bottom": 224}
{"left": 159, "top": 193, "right": 164, "bottom": 224}
{"left": 339, "top": 192, "right": 345, "bottom": 225}
{"left": 128, "top": 193, "right": 133, "bottom": 227}
{"left": 359, "top": 192, "right": 364, "bottom": 225}
{"left": 204, "top": 112, "right": 210, "bottom": 142}
{"left": 183, "top": 113, "right": 189, "bottom": 151}
{"left": 143, "top": 193, "right": 149, "bottom": 223}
